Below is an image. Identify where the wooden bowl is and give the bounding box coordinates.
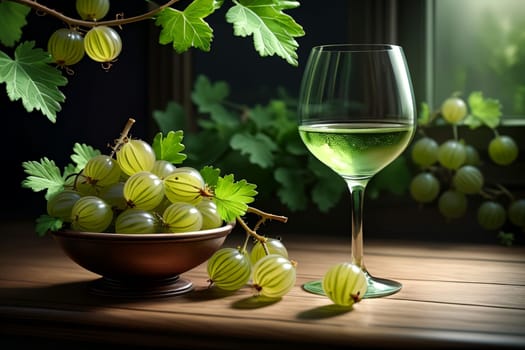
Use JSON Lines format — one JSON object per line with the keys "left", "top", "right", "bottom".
{"left": 52, "top": 224, "right": 234, "bottom": 298}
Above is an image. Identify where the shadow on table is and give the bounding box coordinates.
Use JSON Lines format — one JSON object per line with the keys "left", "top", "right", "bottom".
{"left": 297, "top": 304, "right": 354, "bottom": 320}
{"left": 0, "top": 280, "right": 150, "bottom": 308}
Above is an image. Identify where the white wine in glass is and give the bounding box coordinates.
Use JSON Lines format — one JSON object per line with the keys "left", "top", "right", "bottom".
{"left": 298, "top": 44, "right": 416, "bottom": 298}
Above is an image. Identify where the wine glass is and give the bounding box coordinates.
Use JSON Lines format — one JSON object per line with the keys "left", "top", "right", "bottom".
{"left": 297, "top": 44, "right": 416, "bottom": 298}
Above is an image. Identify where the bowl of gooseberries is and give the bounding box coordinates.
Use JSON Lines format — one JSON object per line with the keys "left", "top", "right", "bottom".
{"left": 21, "top": 119, "right": 270, "bottom": 298}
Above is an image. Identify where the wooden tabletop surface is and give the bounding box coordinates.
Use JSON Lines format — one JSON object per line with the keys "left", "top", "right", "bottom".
{"left": 1, "top": 220, "right": 524, "bottom": 349}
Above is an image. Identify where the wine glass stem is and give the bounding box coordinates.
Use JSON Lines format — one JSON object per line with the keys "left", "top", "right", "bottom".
{"left": 345, "top": 178, "right": 370, "bottom": 272}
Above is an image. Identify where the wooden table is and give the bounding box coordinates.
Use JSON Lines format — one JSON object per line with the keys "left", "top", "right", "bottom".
{"left": 1, "top": 220, "right": 524, "bottom": 349}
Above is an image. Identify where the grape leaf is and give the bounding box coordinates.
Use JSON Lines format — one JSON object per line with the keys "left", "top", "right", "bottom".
{"left": 367, "top": 156, "right": 411, "bottom": 199}
{"left": 191, "top": 75, "right": 239, "bottom": 129}
{"left": 0, "top": 41, "right": 67, "bottom": 122}
{"left": 274, "top": 167, "right": 308, "bottom": 211}
{"left": 35, "top": 214, "right": 63, "bottom": 237}
{"left": 230, "top": 132, "right": 278, "bottom": 168}
{"left": 213, "top": 174, "right": 258, "bottom": 222}
{"left": 0, "top": 1, "right": 31, "bottom": 47}
{"left": 225, "top": 0, "right": 305, "bottom": 66}
{"left": 62, "top": 163, "right": 78, "bottom": 187}
{"left": 204, "top": 104, "right": 240, "bottom": 129}
{"left": 464, "top": 91, "right": 502, "bottom": 129}
{"left": 248, "top": 104, "right": 275, "bottom": 130}
{"left": 153, "top": 101, "right": 187, "bottom": 135}
{"left": 306, "top": 157, "right": 345, "bottom": 212}
{"left": 155, "top": 0, "right": 215, "bottom": 53}
{"left": 200, "top": 165, "right": 221, "bottom": 187}
{"left": 183, "top": 129, "right": 230, "bottom": 166}
{"left": 152, "top": 130, "right": 187, "bottom": 164}
{"left": 311, "top": 179, "right": 344, "bottom": 213}
{"left": 284, "top": 133, "right": 308, "bottom": 156}
{"left": 21, "top": 157, "right": 65, "bottom": 200}
{"left": 192, "top": 75, "right": 230, "bottom": 111}
{"left": 266, "top": 99, "right": 301, "bottom": 144}
{"left": 70, "top": 143, "right": 100, "bottom": 172}
{"left": 248, "top": 100, "right": 297, "bottom": 138}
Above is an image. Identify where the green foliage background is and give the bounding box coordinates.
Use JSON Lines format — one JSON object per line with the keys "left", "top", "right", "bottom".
{"left": 153, "top": 75, "right": 412, "bottom": 213}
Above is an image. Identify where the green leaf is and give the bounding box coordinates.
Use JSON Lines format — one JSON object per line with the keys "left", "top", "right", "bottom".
{"left": 225, "top": 0, "right": 305, "bottom": 66}
{"left": 273, "top": 167, "right": 308, "bottom": 211}
{"left": 213, "top": 174, "right": 258, "bottom": 222}
{"left": 63, "top": 163, "right": 78, "bottom": 186}
{"left": 205, "top": 104, "right": 240, "bottom": 129}
{"left": 306, "top": 157, "right": 345, "bottom": 212}
{"left": 367, "top": 155, "right": 411, "bottom": 199}
{"left": 191, "top": 75, "right": 239, "bottom": 129}
{"left": 0, "top": 41, "right": 67, "bottom": 122}
{"left": 192, "top": 75, "right": 230, "bottom": 112}
{"left": 248, "top": 104, "right": 276, "bottom": 130}
{"left": 35, "top": 215, "right": 63, "bottom": 237}
{"left": 0, "top": 1, "right": 31, "bottom": 47}
{"left": 311, "top": 174, "right": 345, "bottom": 212}
{"left": 310, "top": 179, "right": 344, "bottom": 213}
{"left": 284, "top": 134, "right": 307, "bottom": 156}
{"left": 267, "top": 100, "right": 301, "bottom": 145}
{"left": 152, "top": 130, "right": 187, "bottom": 164}
{"left": 464, "top": 91, "right": 503, "bottom": 129}
{"left": 200, "top": 165, "right": 221, "bottom": 187}
{"left": 70, "top": 143, "right": 100, "bottom": 172}
{"left": 21, "top": 157, "right": 65, "bottom": 199}
{"left": 230, "top": 132, "right": 278, "bottom": 168}
{"left": 307, "top": 155, "right": 334, "bottom": 179}
{"left": 417, "top": 102, "right": 431, "bottom": 126}
{"left": 153, "top": 101, "right": 187, "bottom": 135}
{"left": 183, "top": 130, "right": 230, "bottom": 166}
{"left": 155, "top": 0, "right": 215, "bottom": 53}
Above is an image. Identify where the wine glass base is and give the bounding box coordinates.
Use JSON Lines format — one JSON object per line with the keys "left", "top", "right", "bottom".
{"left": 302, "top": 273, "right": 402, "bottom": 299}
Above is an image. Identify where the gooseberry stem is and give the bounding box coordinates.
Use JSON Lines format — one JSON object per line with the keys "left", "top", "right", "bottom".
{"left": 235, "top": 216, "right": 267, "bottom": 243}
{"left": 109, "top": 118, "right": 135, "bottom": 157}
{"left": 480, "top": 184, "right": 515, "bottom": 201}
{"left": 247, "top": 206, "right": 288, "bottom": 223}
{"left": 235, "top": 208, "right": 288, "bottom": 255}
{"left": 452, "top": 124, "right": 459, "bottom": 141}
{"left": 240, "top": 232, "right": 251, "bottom": 254}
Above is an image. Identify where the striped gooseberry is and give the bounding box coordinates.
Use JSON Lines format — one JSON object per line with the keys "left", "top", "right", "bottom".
{"left": 47, "top": 28, "right": 85, "bottom": 67}
{"left": 76, "top": 0, "right": 110, "bottom": 21}
{"left": 84, "top": 25, "right": 122, "bottom": 67}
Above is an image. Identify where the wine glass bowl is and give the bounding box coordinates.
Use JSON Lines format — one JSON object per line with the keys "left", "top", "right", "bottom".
{"left": 298, "top": 44, "right": 416, "bottom": 298}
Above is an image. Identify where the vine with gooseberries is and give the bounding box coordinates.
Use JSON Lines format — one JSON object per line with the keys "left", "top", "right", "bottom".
{"left": 409, "top": 92, "right": 524, "bottom": 245}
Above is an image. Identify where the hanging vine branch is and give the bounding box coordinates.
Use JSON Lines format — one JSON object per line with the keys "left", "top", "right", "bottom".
{"left": 1, "top": 0, "right": 304, "bottom": 123}
{"left": 10, "top": 0, "right": 180, "bottom": 28}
